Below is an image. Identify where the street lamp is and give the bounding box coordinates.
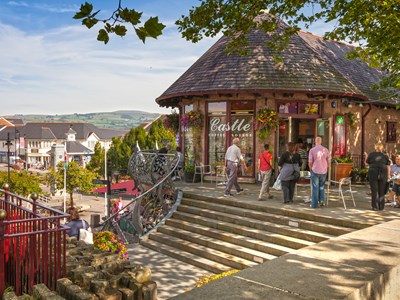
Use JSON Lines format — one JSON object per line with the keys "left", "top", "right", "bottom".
{"left": 15, "top": 129, "right": 20, "bottom": 159}
{"left": 5, "top": 132, "right": 13, "bottom": 184}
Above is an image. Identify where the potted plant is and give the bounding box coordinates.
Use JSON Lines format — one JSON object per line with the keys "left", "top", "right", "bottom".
{"left": 351, "top": 168, "right": 368, "bottom": 183}
{"left": 183, "top": 162, "right": 200, "bottom": 183}
{"left": 332, "top": 155, "right": 353, "bottom": 181}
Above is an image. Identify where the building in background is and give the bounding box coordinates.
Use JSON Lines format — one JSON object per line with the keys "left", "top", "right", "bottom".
{"left": 156, "top": 15, "right": 400, "bottom": 182}
{"left": 0, "top": 121, "right": 126, "bottom": 169}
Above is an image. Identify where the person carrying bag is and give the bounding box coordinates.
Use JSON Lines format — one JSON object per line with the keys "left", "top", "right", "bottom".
{"left": 278, "top": 142, "right": 301, "bottom": 204}
{"left": 64, "top": 207, "right": 93, "bottom": 244}
{"left": 258, "top": 144, "right": 274, "bottom": 201}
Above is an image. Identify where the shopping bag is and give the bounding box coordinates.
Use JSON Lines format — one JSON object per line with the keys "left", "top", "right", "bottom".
{"left": 257, "top": 172, "right": 264, "bottom": 185}
{"left": 79, "top": 220, "right": 93, "bottom": 244}
{"left": 272, "top": 174, "right": 282, "bottom": 190}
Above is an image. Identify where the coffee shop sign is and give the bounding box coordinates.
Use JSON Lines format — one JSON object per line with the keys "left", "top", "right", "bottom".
{"left": 210, "top": 118, "right": 251, "bottom": 132}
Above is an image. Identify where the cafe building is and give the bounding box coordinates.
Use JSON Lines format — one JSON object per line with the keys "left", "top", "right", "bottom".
{"left": 156, "top": 18, "right": 400, "bottom": 182}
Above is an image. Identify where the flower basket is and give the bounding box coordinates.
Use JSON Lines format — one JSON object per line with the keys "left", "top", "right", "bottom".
{"left": 254, "top": 108, "right": 279, "bottom": 139}
{"left": 164, "top": 112, "right": 180, "bottom": 134}
{"left": 180, "top": 110, "right": 203, "bottom": 129}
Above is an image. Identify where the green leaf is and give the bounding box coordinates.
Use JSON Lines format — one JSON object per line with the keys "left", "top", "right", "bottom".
{"left": 144, "top": 17, "right": 166, "bottom": 39}
{"left": 73, "top": 2, "right": 93, "bottom": 19}
{"left": 114, "top": 25, "right": 127, "bottom": 37}
{"left": 82, "top": 18, "right": 98, "bottom": 29}
{"left": 120, "top": 8, "right": 142, "bottom": 25}
{"left": 97, "top": 29, "right": 109, "bottom": 44}
{"left": 135, "top": 27, "right": 148, "bottom": 43}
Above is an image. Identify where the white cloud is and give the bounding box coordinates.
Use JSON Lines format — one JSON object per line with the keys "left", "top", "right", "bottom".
{"left": 7, "top": 1, "right": 28, "bottom": 7}
{"left": 0, "top": 21, "right": 216, "bottom": 115}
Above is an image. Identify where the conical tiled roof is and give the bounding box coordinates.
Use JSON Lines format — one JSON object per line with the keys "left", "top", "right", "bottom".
{"left": 156, "top": 18, "right": 385, "bottom": 107}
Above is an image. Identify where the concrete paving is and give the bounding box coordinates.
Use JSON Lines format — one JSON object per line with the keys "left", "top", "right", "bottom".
{"left": 42, "top": 180, "right": 400, "bottom": 300}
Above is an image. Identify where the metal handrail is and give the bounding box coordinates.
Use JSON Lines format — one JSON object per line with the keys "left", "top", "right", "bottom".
{"left": 100, "top": 150, "right": 180, "bottom": 242}
{"left": 0, "top": 188, "right": 68, "bottom": 296}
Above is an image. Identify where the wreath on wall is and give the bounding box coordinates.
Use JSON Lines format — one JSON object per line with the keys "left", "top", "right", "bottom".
{"left": 254, "top": 108, "right": 279, "bottom": 139}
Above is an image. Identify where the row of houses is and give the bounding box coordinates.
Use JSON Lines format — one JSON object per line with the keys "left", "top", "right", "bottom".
{"left": 0, "top": 117, "right": 127, "bottom": 169}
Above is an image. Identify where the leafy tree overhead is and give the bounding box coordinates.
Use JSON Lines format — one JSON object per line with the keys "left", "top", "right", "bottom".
{"left": 73, "top": 1, "right": 165, "bottom": 44}
{"left": 76, "top": 0, "right": 400, "bottom": 96}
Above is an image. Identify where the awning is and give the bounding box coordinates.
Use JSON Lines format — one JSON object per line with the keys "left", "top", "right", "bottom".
{"left": 91, "top": 180, "right": 140, "bottom": 196}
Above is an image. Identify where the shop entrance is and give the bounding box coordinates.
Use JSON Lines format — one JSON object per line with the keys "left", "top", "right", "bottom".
{"left": 276, "top": 118, "right": 331, "bottom": 167}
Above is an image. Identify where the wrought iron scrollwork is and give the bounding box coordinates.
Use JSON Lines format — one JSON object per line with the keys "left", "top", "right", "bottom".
{"left": 101, "top": 149, "right": 180, "bottom": 243}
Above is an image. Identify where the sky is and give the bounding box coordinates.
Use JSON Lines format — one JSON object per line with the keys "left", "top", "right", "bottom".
{"left": 0, "top": 0, "right": 332, "bottom": 116}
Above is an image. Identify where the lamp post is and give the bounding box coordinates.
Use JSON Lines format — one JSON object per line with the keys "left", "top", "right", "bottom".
{"left": 5, "top": 133, "right": 13, "bottom": 184}
{"left": 15, "top": 129, "right": 20, "bottom": 159}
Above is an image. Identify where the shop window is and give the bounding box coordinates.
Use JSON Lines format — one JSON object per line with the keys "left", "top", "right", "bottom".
{"left": 208, "top": 116, "right": 227, "bottom": 168}
{"left": 278, "top": 101, "right": 321, "bottom": 116}
{"left": 205, "top": 101, "right": 254, "bottom": 177}
{"left": 299, "top": 103, "right": 320, "bottom": 115}
{"left": 333, "top": 115, "right": 346, "bottom": 156}
{"left": 231, "top": 100, "right": 253, "bottom": 111}
{"left": 279, "top": 102, "right": 297, "bottom": 113}
{"left": 387, "top": 122, "right": 397, "bottom": 143}
{"left": 208, "top": 102, "right": 227, "bottom": 115}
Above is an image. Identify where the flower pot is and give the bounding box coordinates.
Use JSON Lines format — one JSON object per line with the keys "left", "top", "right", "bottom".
{"left": 184, "top": 172, "right": 201, "bottom": 183}
{"left": 332, "top": 163, "right": 353, "bottom": 181}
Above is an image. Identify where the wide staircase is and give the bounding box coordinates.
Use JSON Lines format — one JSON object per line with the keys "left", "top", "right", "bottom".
{"left": 139, "top": 192, "right": 370, "bottom": 274}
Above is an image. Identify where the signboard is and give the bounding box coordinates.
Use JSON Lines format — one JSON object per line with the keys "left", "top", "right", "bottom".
{"left": 111, "top": 188, "right": 127, "bottom": 195}
{"left": 92, "top": 179, "right": 108, "bottom": 185}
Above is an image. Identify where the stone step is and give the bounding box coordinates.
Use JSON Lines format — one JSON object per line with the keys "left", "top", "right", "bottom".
{"left": 148, "top": 231, "right": 257, "bottom": 270}
{"left": 181, "top": 198, "right": 354, "bottom": 236}
{"left": 158, "top": 224, "right": 278, "bottom": 263}
{"left": 173, "top": 211, "right": 314, "bottom": 249}
{"left": 165, "top": 218, "right": 292, "bottom": 258}
{"left": 183, "top": 193, "right": 370, "bottom": 230}
{"left": 140, "top": 238, "right": 231, "bottom": 274}
{"left": 180, "top": 198, "right": 335, "bottom": 243}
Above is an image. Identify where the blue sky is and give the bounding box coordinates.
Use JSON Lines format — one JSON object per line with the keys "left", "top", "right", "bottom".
{"left": 0, "top": 1, "right": 332, "bottom": 116}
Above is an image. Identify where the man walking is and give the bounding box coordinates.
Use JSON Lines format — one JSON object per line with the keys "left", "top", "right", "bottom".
{"left": 308, "top": 136, "right": 330, "bottom": 208}
{"left": 224, "top": 138, "right": 247, "bottom": 197}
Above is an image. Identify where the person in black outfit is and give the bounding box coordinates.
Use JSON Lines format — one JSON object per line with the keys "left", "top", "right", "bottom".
{"left": 278, "top": 142, "right": 301, "bottom": 203}
{"left": 366, "top": 143, "right": 390, "bottom": 211}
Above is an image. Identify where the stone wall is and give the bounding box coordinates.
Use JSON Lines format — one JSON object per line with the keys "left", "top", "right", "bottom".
{"left": 3, "top": 238, "right": 157, "bottom": 300}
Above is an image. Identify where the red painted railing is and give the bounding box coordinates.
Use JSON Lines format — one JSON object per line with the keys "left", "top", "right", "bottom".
{"left": 0, "top": 185, "right": 69, "bottom": 296}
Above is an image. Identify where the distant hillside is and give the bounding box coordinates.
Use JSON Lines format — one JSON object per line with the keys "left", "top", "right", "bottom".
{"left": 8, "top": 110, "right": 162, "bottom": 130}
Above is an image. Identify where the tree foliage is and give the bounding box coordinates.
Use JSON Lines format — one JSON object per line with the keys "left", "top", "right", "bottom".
{"left": 86, "top": 142, "right": 106, "bottom": 176}
{"left": 48, "top": 161, "right": 97, "bottom": 205}
{"left": 0, "top": 171, "right": 43, "bottom": 197}
{"left": 73, "top": 1, "right": 165, "bottom": 44}
{"left": 106, "top": 119, "right": 176, "bottom": 172}
{"left": 77, "top": 0, "right": 400, "bottom": 95}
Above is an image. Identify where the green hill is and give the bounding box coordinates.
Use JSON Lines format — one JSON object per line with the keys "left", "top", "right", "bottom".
{"left": 8, "top": 110, "right": 162, "bottom": 130}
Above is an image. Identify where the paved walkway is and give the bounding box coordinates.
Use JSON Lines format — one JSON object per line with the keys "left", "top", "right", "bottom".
{"left": 46, "top": 181, "right": 400, "bottom": 300}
